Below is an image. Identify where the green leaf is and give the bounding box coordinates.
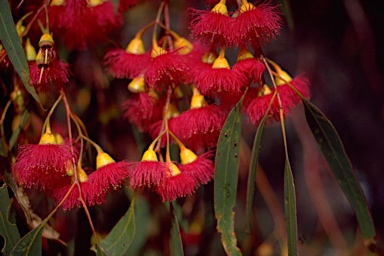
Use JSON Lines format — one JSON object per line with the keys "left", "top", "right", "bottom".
{"left": 10, "top": 224, "right": 44, "bottom": 256}
{"left": 0, "top": 0, "right": 40, "bottom": 102}
{"left": 9, "top": 109, "right": 29, "bottom": 150}
{"left": 170, "top": 202, "right": 184, "bottom": 256}
{"left": 100, "top": 194, "right": 136, "bottom": 255}
{"left": 302, "top": 98, "right": 376, "bottom": 241}
{"left": 214, "top": 96, "right": 243, "bottom": 256}
{"left": 278, "top": 0, "right": 294, "bottom": 32}
{"left": 0, "top": 139, "right": 6, "bottom": 157}
{"left": 284, "top": 160, "right": 297, "bottom": 256}
{"left": 0, "top": 184, "right": 21, "bottom": 255}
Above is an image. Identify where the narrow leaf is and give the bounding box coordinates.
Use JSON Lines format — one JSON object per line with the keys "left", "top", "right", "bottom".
{"left": 0, "top": 139, "right": 6, "bottom": 157}
{"left": 9, "top": 109, "right": 29, "bottom": 150}
{"left": 214, "top": 96, "right": 243, "bottom": 256}
{"left": 302, "top": 98, "right": 375, "bottom": 241}
{"left": 100, "top": 194, "right": 136, "bottom": 255}
{"left": 284, "top": 160, "right": 297, "bottom": 256}
{"left": 170, "top": 202, "right": 184, "bottom": 256}
{"left": 10, "top": 224, "right": 44, "bottom": 256}
{"left": 0, "top": 0, "right": 40, "bottom": 102}
{"left": 0, "top": 184, "right": 21, "bottom": 255}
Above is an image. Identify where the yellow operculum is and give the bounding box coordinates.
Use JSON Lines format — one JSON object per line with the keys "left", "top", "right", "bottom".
{"left": 237, "top": 49, "right": 254, "bottom": 61}
{"left": 258, "top": 84, "right": 272, "bottom": 97}
{"left": 174, "top": 37, "right": 193, "bottom": 55}
{"left": 66, "top": 162, "right": 74, "bottom": 176}
{"left": 148, "top": 88, "right": 159, "bottom": 100}
{"left": 180, "top": 148, "right": 198, "bottom": 165}
{"left": 169, "top": 162, "right": 181, "bottom": 176}
{"left": 240, "top": 2, "right": 256, "bottom": 14}
{"left": 38, "top": 34, "right": 54, "bottom": 48}
{"left": 141, "top": 148, "right": 158, "bottom": 161}
{"left": 165, "top": 103, "right": 180, "bottom": 119}
{"left": 35, "top": 50, "right": 43, "bottom": 65}
{"left": 275, "top": 70, "right": 293, "bottom": 86}
{"left": 53, "top": 132, "right": 64, "bottom": 144}
{"left": 190, "top": 88, "right": 207, "bottom": 109}
{"left": 128, "top": 75, "right": 145, "bottom": 93}
{"left": 202, "top": 50, "right": 217, "bottom": 64}
{"left": 39, "top": 132, "right": 57, "bottom": 145}
{"left": 25, "top": 38, "right": 37, "bottom": 61}
{"left": 212, "top": 1, "right": 228, "bottom": 15}
{"left": 50, "top": 0, "right": 65, "bottom": 6}
{"left": 173, "top": 86, "right": 184, "bottom": 99}
{"left": 151, "top": 44, "right": 167, "bottom": 58}
{"left": 11, "top": 86, "right": 24, "bottom": 111}
{"left": 96, "top": 152, "right": 115, "bottom": 169}
{"left": 89, "top": 0, "right": 104, "bottom": 7}
{"left": 212, "top": 55, "right": 230, "bottom": 69}
{"left": 77, "top": 165, "right": 88, "bottom": 183}
{"left": 126, "top": 38, "right": 145, "bottom": 54}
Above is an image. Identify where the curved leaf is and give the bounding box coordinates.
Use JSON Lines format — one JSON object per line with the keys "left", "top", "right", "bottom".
{"left": 0, "top": 0, "right": 39, "bottom": 102}
{"left": 100, "top": 194, "right": 136, "bottom": 255}
{"left": 170, "top": 202, "right": 184, "bottom": 256}
{"left": 302, "top": 99, "right": 375, "bottom": 242}
{"left": 0, "top": 184, "right": 21, "bottom": 255}
{"left": 214, "top": 96, "right": 243, "bottom": 256}
{"left": 284, "top": 159, "right": 297, "bottom": 256}
{"left": 10, "top": 224, "right": 43, "bottom": 256}
{"left": 9, "top": 109, "right": 29, "bottom": 151}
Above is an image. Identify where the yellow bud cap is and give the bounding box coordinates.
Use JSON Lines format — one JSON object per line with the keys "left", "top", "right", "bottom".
{"left": 38, "top": 34, "right": 54, "bottom": 48}
{"left": 173, "top": 86, "right": 184, "bottom": 99}
{"left": 39, "top": 132, "right": 57, "bottom": 145}
{"left": 53, "top": 132, "right": 64, "bottom": 144}
{"left": 89, "top": 0, "right": 103, "bottom": 7}
{"left": 174, "top": 37, "right": 193, "bottom": 55}
{"left": 212, "top": 55, "right": 230, "bottom": 69}
{"left": 165, "top": 103, "right": 180, "bottom": 119}
{"left": 66, "top": 162, "right": 74, "bottom": 176}
{"left": 96, "top": 152, "right": 115, "bottom": 169}
{"left": 128, "top": 75, "right": 145, "bottom": 93}
{"left": 180, "top": 148, "right": 198, "bottom": 165}
{"left": 237, "top": 49, "right": 254, "bottom": 61}
{"left": 275, "top": 70, "right": 293, "bottom": 86}
{"left": 258, "top": 84, "right": 272, "bottom": 97}
{"left": 25, "top": 38, "right": 37, "bottom": 61}
{"left": 202, "top": 51, "right": 217, "bottom": 64}
{"left": 35, "top": 50, "right": 43, "bottom": 65}
{"left": 141, "top": 148, "right": 158, "bottom": 161}
{"left": 77, "top": 166, "right": 88, "bottom": 183}
{"left": 148, "top": 88, "right": 159, "bottom": 100}
{"left": 212, "top": 2, "right": 228, "bottom": 15}
{"left": 11, "top": 86, "right": 24, "bottom": 111}
{"left": 126, "top": 38, "right": 145, "bottom": 54}
{"left": 151, "top": 44, "right": 167, "bottom": 58}
{"left": 169, "top": 162, "right": 181, "bottom": 176}
{"left": 240, "top": 2, "right": 256, "bottom": 14}
{"left": 50, "top": 0, "right": 65, "bottom": 6}
{"left": 190, "top": 94, "right": 207, "bottom": 109}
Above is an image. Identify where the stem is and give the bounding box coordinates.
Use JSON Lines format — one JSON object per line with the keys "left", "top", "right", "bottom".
{"left": 164, "top": 86, "right": 173, "bottom": 163}
{"left": 80, "top": 134, "right": 103, "bottom": 153}
{"left": 19, "top": 1, "right": 48, "bottom": 38}
{"left": 134, "top": 21, "right": 156, "bottom": 39}
{"left": 152, "top": 1, "right": 165, "bottom": 47}
{"left": 0, "top": 99, "right": 12, "bottom": 151}
{"left": 41, "top": 93, "right": 63, "bottom": 136}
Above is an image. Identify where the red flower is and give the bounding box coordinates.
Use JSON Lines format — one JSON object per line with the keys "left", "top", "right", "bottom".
{"left": 177, "top": 151, "right": 215, "bottom": 185}
{"left": 188, "top": 3, "right": 233, "bottom": 47}
{"left": 232, "top": 55, "right": 265, "bottom": 84}
{"left": 29, "top": 59, "right": 70, "bottom": 92}
{"left": 156, "top": 163, "right": 196, "bottom": 202}
{"left": 104, "top": 49, "right": 150, "bottom": 79}
{"left": 13, "top": 140, "right": 75, "bottom": 191}
{"left": 233, "top": 1, "right": 282, "bottom": 48}
{"left": 246, "top": 76, "right": 310, "bottom": 125}
{"left": 129, "top": 161, "right": 171, "bottom": 189}
{"left": 144, "top": 48, "right": 188, "bottom": 91}
{"left": 122, "top": 92, "right": 164, "bottom": 132}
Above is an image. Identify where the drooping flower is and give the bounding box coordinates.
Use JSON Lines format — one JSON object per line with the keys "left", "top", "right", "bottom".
{"left": 29, "top": 59, "right": 70, "bottom": 92}
{"left": 232, "top": 1, "right": 282, "bottom": 48}
{"left": 232, "top": 49, "right": 265, "bottom": 84}
{"left": 13, "top": 131, "right": 75, "bottom": 191}
{"left": 188, "top": 0, "right": 233, "bottom": 47}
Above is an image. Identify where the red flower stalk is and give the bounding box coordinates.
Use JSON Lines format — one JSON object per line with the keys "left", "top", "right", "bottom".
{"left": 156, "top": 163, "right": 196, "bottom": 202}
{"left": 13, "top": 134, "right": 75, "bottom": 191}
{"left": 177, "top": 151, "right": 215, "bottom": 185}
{"left": 144, "top": 45, "right": 188, "bottom": 91}
{"left": 29, "top": 59, "right": 70, "bottom": 92}
{"left": 188, "top": 1, "right": 233, "bottom": 47}
{"left": 122, "top": 91, "right": 164, "bottom": 132}
{"left": 233, "top": 1, "right": 282, "bottom": 48}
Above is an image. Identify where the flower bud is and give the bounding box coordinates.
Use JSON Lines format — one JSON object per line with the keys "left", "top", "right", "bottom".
{"left": 180, "top": 148, "right": 198, "bottom": 165}
{"left": 151, "top": 44, "right": 167, "bottom": 58}
{"left": 38, "top": 34, "right": 54, "bottom": 49}
{"left": 174, "top": 37, "right": 193, "bottom": 55}
{"left": 96, "top": 152, "right": 115, "bottom": 169}
{"left": 77, "top": 165, "right": 88, "bottom": 183}
{"left": 275, "top": 70, "right": 292, "bottom": 86}
{"left": 212, "top": 55, "right": 230, "bottom": 69}
{"left": 126, "top": 38, "right": 145, "bottom": 54}
{"left": 190, "top": 93, "right": 207, "bottom": 109}
{"left": 240, "top": 2, "right": 256, "bottom": 14}
{"left": 212, "top": 1, "right": 228, "bottom": 15}
{"left": 128, "top": 75, "right": 145, "bottom": 93}
{"left": 25, "top": 38, "right": 36, "bottom": 61}
{"left": 39, "top": 132, "right": 57, "bottom": 145}
{"left": 141, "top": 148, "right": 158, "bottom": 161}
{"left": 169, "top": 162, "right": 181, "bottom": 176}
{"left": 237, "top": 49, "right": 254, "bottom": 61}
{"left": 202, "top": 51, "right": 217, "bottom": 64}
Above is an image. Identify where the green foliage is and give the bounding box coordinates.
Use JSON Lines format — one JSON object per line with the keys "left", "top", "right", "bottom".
{"left": 214, "top": 96, "right": 244, "bottom": 256}
{"left": 0, "top": 184, "right": 21, "bottom": 255}
{"left": 170, "top": 202, "right": 184, "bottom": 256}
{"left": 284, "top": 160, "right": 297, "bottom": 256}
{"left": 10, "top": 225, "right": 43, "bottom": 256}
{"left": 9, "top": 109, "right": 29, "bottom": 151}
{"left": 0, "top": 0, "right": 39, "bottom": 103}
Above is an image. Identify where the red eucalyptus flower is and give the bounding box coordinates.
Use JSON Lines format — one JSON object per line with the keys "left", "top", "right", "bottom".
{"left": 29, "top": 59, "right": 70, "bottom": 92}
{"left": 13, "top": 133, "right": 75, "bottom": 191}
{"left": 232, "top": 49, "right": 265, "bottom": 84}
{"left": 177, "top": 151, "right": 215, "bottom": 185}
